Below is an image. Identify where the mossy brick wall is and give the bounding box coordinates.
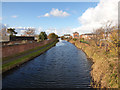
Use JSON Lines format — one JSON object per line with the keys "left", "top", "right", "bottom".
{"left": 2, "top": 40, "right": 53, "bottom": 58}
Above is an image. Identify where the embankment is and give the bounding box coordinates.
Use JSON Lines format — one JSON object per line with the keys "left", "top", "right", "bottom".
{"left": 2, "top": 39, "right": 54, "bottom": 58}
{"left": 69, "top": 40, "right": 118, "bottom": 88}
{"left": 2, "top": 39, "right": 58, "bottom": 73}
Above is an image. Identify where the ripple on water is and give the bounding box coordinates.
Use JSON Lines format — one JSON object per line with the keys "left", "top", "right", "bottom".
{"left": 2, "top": 40, "right": 93, "bottom": 88}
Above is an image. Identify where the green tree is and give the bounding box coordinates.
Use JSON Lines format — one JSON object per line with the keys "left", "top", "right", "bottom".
{"left": 7, "top": 28, "right": 17, "bottom": 36}
{"left": 48, "top": 33, "right": 58, "bottom": 39}
{"left": 39, "top": 32, "right": 47, "bottom": 41}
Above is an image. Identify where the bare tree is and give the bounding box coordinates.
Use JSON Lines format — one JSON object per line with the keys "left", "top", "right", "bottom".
{"left": 92, "top": 21, "right": 116, "bottom": 51}
{"left": 92, "top": 27, "right": 105, "bottom": 46}
{"left": 7, "top": 28, "right": 17, "bottom": 36}
{"left": 0, "top": 27, "right": 9, "bottom": 41}
{"left": 102, "top": 21, "right": 113, "bottom": 51}
{"left": 24, "top": 28, "right": 35, "bottom": 36}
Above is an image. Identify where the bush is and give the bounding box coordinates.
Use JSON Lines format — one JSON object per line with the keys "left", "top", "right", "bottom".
{"left": 39, "top": 32, "right": 47, "bottom": 41}
{"left": 48, "top": 33, "right": 58, "bottom": 40}
{"left": 80, "top": 40, "right": 89, "bottom": 44}
{"left": 73, "top": 38, "right": 77, "bottom": 41}
{"left": 61, "top": 36, "right": 65, "bottom": 40}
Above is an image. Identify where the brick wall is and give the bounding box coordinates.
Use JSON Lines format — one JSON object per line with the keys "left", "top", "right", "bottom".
{"left": 2, "top": 39, "right": 54, "bottom": 58}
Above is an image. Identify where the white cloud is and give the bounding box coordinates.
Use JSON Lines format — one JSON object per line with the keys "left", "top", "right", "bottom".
{"left": 73, "top": 0, "right": 119, "bottom": 34}
{"left": 34, "top": 27, "right": 75, "bottom": 36}
{"left": 36, "top": 27, "right": 70, "bottom": 36}
{"left": 11, "top": 15, "right": 18, "bottom": 18}
{"left": 58, "top": 27, "right": 73, "bottom": 36}
{"left": 38, "top": 8, "right": 70, "bottom": 18}
{"left": 45, "top": 27, "right": 73, "bottom": 36}
{"left": 46, "top": 28, "right": 58, "bottom": 35}
{"left": 37, "top": 0, "right": 119, "bottom": 36}
{"left": 35, "top": 27, "right": 57, "bottom": 35}
{"left": 20, "top": 30, "right": 26, "bottom": 34}
{"left": 50, "top": 8, "right": 70, "bottom": 17}
{"left": 6, "top": 26, "right": 36, "bottom": 36}
{"left": 16, "top": 30, "right": 26, "bottom": 36}
{"left": 44, "top": 13, "right": 50, "bottom": 17}
{"left": 37, "top": 13, "right": 50, "bottom": 18}
{"left": 35, "top": 27, "right": 43, "bottom": 34}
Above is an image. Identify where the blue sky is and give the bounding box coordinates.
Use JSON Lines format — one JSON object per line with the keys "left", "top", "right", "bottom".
{"left": 2, "top": 2, "right": 98, "bottom": 35}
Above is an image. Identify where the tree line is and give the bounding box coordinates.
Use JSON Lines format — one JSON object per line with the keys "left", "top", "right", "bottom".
{"left": 39, "top": 32, "right": 58, "bottom": 41}
{"left": 0, "top": 27, "right": 58, "bottom": 41}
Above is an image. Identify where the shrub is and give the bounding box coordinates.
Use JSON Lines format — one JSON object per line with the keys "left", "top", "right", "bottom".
{"left": 73, "top": 38, "right": 77, "bottom": 41}
{"left": 80, "top": 40, "right": 89, "bottom": 44}
{"left": 48, "top": 33, "right": 58, "bottom": 40}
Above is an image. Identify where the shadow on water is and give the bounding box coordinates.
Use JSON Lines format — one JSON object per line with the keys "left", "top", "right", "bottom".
{"left": 2, "top": 39, "right": 93, "bottom": 88}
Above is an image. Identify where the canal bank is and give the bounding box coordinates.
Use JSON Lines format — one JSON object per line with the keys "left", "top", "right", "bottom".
{"left": 69, "top": 39, "right": 118, "bottom": 88}
{"left": 2, "top": 40, "right": 92, "bottom": 88}
{"left": 2, "top": 39, "right": 58, "bottom": 73}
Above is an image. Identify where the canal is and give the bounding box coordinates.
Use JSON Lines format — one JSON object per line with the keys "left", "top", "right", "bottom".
{"left": 2, "top": 40, "right": 93, "bottom": 88}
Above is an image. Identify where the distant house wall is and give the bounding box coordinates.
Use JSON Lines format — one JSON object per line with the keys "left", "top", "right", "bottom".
{"left": 70, "top": 36, "right": 72, "bottom": 38}
{"left": 80, "top": 35, "right": 82, "bottom": 38}
{"left": 80, "top": 34, "right": 95, "bottom": 40}
{"left": 2, "top": 39, "right": 54, "bottom": 58}
{"left": 73, "top": 32, "right": 79, "bottom": 39}
{"left": 64, "top": 34, "right": 71, "bottom": 38}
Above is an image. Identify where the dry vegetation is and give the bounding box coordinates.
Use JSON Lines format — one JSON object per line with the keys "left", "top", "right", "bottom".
{"left": 69, "top": 24, "right": 119, "bottom": 88}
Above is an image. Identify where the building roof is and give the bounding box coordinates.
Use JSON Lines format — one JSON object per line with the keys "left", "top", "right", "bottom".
{"left": 64, "top": 34, "right": 71, "bottom": 36}
{"left": 73, "top": 32, "right": 79, "bottom": 34}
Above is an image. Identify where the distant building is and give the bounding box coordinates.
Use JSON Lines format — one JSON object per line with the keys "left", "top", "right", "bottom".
{"left": 10, "top": 36, "right": 35, "bottom": 41}
{"left": 64, "top": 34, "right": 71, "bottom": 38}
{"left": 70, "top": 36, "right": 72, "bottom": 39}
{"left": 80, "top": 33, "right": 95, "bottom": 40}
{"left": 73, "top": 32, "right": 79, "bottom": 39}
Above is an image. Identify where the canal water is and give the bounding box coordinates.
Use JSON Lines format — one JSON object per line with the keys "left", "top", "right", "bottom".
{"left": 2, "top": 40, "right": 93, "bottom": 88}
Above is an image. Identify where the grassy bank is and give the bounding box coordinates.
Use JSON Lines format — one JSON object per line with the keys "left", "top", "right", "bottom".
{"left": 69, "top": 39, "right": 118, "bottom": 88}
{"left": 2, "top": 40, "right": 58, "bottom": 73}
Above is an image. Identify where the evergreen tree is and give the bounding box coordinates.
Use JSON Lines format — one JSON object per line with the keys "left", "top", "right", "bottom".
{"left": 39, "top": 32, "right": 47, "bottom": 41}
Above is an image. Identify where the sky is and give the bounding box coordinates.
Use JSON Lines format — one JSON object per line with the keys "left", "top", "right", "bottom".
{"left": 1, "top": 0, "right": 119, "bottom": 36}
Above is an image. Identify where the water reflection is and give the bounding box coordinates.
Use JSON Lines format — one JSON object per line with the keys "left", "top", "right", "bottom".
{"left": 2, "top": 40, "right": 93, "bottom": 88}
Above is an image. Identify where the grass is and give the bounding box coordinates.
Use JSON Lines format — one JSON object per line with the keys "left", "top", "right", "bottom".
{"left": 73, "top": 38, "right": 77, "bottom": 41}
{"left": 2, "top": 40, "right": 58, "bottom": 73}
{"left": 80, "top": 39, "right": 89, "bottom": 44}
